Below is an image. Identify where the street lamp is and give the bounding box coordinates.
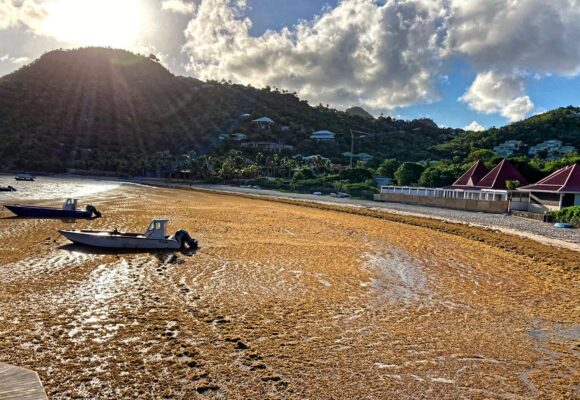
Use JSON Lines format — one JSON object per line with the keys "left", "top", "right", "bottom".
{"left": 349, "top": 129, "right": 371, "bottom": 169}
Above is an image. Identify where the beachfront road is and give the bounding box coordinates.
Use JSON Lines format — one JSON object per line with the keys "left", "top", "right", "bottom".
{"left": 0, "top": 184, "right": 578, "bottom": 399}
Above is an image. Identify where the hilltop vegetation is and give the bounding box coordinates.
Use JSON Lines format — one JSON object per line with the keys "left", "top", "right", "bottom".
{"left": 0, "top": 47, "right": 578, "bottom": 184}
{"left": 0, "top": 47, "right": 453, "bottom": 173}
{"left": 437, "top": 106, "right": 580, "bottom": 160}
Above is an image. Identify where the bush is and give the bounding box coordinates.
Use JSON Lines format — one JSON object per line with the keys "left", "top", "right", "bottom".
{"left": 293, "top": 167, "right": 315, "bottom": 181}
{"left": 549, "top": 206, "right": 580, "bottom": 226}
{"left": 338, "top": 168, "right": 373, "bottom": 183}
{"left": 418, "top": 166, "right": 457, "bottom": 187}
{"left": 394, "top": 162, "right": 425, "bottom": 186}
{"left": 377, "top": 159, "right": 400, "bottom": 177}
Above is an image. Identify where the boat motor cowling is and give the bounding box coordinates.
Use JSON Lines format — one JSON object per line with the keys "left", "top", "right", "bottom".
{"left": 174, "top": 230, "right": 198, "bottom": 249}
{"left": 85, "top": 205, "right": 102, "bottom": 218}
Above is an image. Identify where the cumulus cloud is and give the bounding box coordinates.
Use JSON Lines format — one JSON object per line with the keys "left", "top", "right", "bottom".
{"left": 2, "top": 0, "right": 580, "bottom": 121}
{"left": 446, "top": 0, "right": 580, "bottom": 76}
{"left": 460, "top": 71, "right": 534, "bottom": 122}
{"left": 179, "top": 0, "right": 580, "bottom": 119}
{"left": 0, "top": 0, "right": 50, "bottom": 34}
{"left": 183, "top": 0, "right": 449, "bottom": 113}
{"left": 0, "top": 54, "right": 30, "bottom": 64}
{"left": 0, "top": 0, "right": 20, "bottom": 30}
{"left": 161, "top": 0, "right": 196, "bottom": 14}
{"left": 464, "top": 121, "right": 486, "bottom": 132}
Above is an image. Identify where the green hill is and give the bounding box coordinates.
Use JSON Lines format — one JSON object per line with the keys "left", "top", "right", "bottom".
{"left": 0, "top": 47, "right": 577, "bottom": 175}
{"left": 0, "top": 48, "right": 457, "bottom": 173}
{"left": 436, "top": 107, "right": 580, "bottom": 159}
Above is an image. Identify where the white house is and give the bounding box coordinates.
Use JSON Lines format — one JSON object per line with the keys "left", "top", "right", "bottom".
{"left": 252, "top": 117, "right": 275, "bottom": 126}
{"left": 342, "top": 152, "right": 373, "bottom": 162}
{"left": 230, "top": 133, "right": 247, "bottom": 141}
{"left": 311, "top": 130, "right": 336, "bottom": 141}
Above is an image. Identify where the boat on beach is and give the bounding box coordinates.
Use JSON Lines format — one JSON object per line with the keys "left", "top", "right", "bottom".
{"left": 0, "top": 185, "right": 16, "bottom": 192}
{"left": 14, "top": 175, "right": 35, "bottom": 181}
{"left": 59, "top": 219, "right": 198, "bottom": 250}
{"left": 4, "top": 198, "right": 101, "bottom": 218}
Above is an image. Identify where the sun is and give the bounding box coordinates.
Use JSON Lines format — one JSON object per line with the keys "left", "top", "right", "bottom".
{"left": 42, "top": 0, "right": 144, "bottom": 48}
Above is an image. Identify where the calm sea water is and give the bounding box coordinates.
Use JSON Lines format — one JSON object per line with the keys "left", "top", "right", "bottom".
{"left": 0, "top": 175, "right": 121, "bottom": 201}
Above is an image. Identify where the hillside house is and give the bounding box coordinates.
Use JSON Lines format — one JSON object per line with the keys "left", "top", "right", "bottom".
{"left": 311, "top": 130, "right": 336, "bottom": 141}
{"left": 252, "top": 117, "right": 275, "bottom": 127}
{"left": 528, "top": 140, "right": 576, "bottom": 160}
{"left": 342, "top": 152, "right": 373, "bottom": 163}
{"left": 493, "top": 140, "right": 523, "bottom": 158}
{"left": 241, "top": 142, "right": 293, "bottom": 152}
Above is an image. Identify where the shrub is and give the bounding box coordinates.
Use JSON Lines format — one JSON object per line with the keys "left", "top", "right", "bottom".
{"left": 338, "top": 168, "right": 373, "bottom": 183}
{"left": 394, "top": 162, "right": 425, "bottom": 186}
{"left": 549, "top": 206, "right": 580, "bottom": 226}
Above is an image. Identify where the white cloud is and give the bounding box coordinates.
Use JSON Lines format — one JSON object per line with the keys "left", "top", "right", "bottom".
{"left": 0, "top": 54, "right": 30, "bottom": 64}
{"left": 183, "top": 0, "right": 449, "bottom": 113}
{"left": 464, "top": 121, "right": 485, "bottom": 132}
{"left": 161, "top": 0, "right": 196, "bottom": 15}
{"left": 446, "top": 0, "right": 580, "bottom": 76}
{"left": 1, "top": 0, "right": 580, "bottom": 121}
{"left": 460, "top": 71, "right": 534, "bottom": 122}
{"left": 179, "top": 0, "right": 580, "bottom": 119}
{"left": 0, "top": 0, "right": 19, "bottom": 30}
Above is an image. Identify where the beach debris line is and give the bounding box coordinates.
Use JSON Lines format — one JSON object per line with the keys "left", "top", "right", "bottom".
{"left": 4, "top": 198, "right": 102, "bottom": 218}
{"left": 59, "top": 218, "right": 198, "bottom": 250}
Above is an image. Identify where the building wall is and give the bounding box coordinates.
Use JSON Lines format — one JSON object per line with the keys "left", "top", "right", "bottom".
{"left": 374, "top": 193, "right": 509, "bottom": 213}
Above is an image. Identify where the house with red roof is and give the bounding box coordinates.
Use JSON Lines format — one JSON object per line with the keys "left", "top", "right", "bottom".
{"left": 448, "top": 159, "right": 527, "bottom": 191}
{"left": 474, "top": 159, "right": 528, "bottom": 190}
{"left": 517, "top": 163, "right": 580, "bottom": 211}
{"left": 448, "top": 160, "right": 489, "bottom": 189}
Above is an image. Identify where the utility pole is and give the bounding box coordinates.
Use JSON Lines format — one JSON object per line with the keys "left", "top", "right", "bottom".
{"left": 349, "top": 129, "right": 371, "bottom": 169}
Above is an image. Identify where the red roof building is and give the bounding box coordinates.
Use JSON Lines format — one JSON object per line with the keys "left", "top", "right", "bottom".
{"left": 518, "top": 163, "right": 580, "bottom": 193}
{"left": 516, "top": 163, "right": 580, "bottom": 211}
{"left": 448, "top": 161, "right": 489, "bottom": 189}
{"left": 475, "top": 159, "right": 528, "bottom": 190}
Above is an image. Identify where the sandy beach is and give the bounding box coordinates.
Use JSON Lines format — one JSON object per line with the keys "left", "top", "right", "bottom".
{"left": 0, "top": 182, "right": 578, "bottom": 399}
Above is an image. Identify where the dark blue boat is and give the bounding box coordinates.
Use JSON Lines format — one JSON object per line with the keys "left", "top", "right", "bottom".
{"left": 14, "top": 175, "right": 35, "bottom": 181}
{"left": 4, "top": 199, "right": 101, "bottom": 218}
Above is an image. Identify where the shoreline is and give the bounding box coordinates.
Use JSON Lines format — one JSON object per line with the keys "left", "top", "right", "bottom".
{"left": 135, "top": 180, "right": 580, "bottom": 253}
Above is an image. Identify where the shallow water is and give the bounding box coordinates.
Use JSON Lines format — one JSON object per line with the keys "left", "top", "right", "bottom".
{"left": 0, "top": 175, "right": 120, "bottom": 201}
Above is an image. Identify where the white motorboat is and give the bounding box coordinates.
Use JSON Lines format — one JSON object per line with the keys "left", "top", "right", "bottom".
{"left": 59, "top": 219, "right": 198, "bottom": 250}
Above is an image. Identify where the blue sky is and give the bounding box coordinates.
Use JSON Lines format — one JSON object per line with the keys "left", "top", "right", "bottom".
{"left": 227, "top": 1, "right": 580, "bottom": 129}
{"left": 1, "top": 0, "right": 579, "bottom": 130}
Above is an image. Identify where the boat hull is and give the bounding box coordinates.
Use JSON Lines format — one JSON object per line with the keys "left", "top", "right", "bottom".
{"left": 4, "top": 205, "right": 93, "bottom": 218}
{"left": 59, "top": 230, "right": 182, "bottom": 250}
{"left": 14, "top": 177, "right": 34, "bottom": 181}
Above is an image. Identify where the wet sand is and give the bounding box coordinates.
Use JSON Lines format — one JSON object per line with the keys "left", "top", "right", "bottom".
{"left": 0, "top": 184, "right": 578, "bottom": 399}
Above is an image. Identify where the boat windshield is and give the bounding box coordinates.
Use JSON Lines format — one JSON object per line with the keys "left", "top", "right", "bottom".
{"left": 145, "top": 220, "right": 166, "bottom": 238}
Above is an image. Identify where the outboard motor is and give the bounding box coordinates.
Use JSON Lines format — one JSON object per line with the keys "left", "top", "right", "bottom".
{"left": 174, "top": 230, "right": 198, "bottom": 250}
{"left": 85, "top": 204, "right": 102, "bottom": 218}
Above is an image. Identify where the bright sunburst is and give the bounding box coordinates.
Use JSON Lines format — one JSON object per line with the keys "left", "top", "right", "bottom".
{"left": 43, "top": 0, "right": 143, "bottom": 47}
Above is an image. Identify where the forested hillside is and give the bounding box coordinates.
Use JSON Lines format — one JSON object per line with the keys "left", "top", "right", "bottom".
{"left": 437, "top": 107, "right": 580, "bottom": 159}
{"left": 0, "top": 47, "right": 578, "bottom": 175}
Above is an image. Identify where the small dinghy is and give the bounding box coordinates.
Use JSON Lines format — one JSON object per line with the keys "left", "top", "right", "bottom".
{"left": 554, "top": 222, "right": 575, "bottom": 229}
{"left": 4, "top": 198, "right": 101, "bottom": 218}
{"left": 14, "top": 175, "right": 35, "bottom": 181}
{"left": 0, "top": 185, "right": 16, "bottom": 192}
{"left": 59, "top": 219, "right": 198, "bottom": 250}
